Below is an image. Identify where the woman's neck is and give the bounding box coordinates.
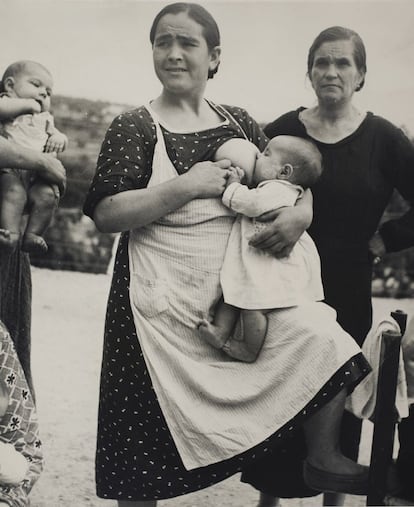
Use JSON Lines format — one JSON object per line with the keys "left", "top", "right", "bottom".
{"left": 151, "top": 91, "right": 224, "bottom": 132}
{"left": 301, "top": 101, "right": 366, "bottom": 143}
{"left": 315, "top": 99, "right": 360, "bottom": 123}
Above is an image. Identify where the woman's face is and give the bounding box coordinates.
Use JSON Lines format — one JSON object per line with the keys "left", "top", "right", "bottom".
{"left": 152, "top": 12, "right": 220, "bottom": 97}
{"left": 309, "top": 39, "right": 364, "bottom": 106}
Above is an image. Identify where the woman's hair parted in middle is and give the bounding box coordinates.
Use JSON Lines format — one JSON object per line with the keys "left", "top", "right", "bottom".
{"left": 307, "top": 26, "right": 367, "bottom": 91}
{"left": 149, "top": 2, "right": 221, "bottom": 79}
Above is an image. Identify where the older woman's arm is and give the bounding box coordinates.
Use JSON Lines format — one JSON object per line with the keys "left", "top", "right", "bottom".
{"left": 248, "top": 189, "right": 313, "bottom": 257}
{"left": 0, "top": 137, "right": 66, "bottom": 194}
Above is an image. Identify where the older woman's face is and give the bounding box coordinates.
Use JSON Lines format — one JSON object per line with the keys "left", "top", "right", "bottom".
{"left": 152, "top": 12, "right": 220, "bottom": 96}
{"left": 310, "top": 39, "right": 364, "bottom": 106}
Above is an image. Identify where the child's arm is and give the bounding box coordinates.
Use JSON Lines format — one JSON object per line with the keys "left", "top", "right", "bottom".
{"left": 0, "top": 96, "right": 41, "bottom": 120}
{"left": 223, "top": 181, "right": 287, "bottom": 218}
{"left": 44, "top": 115, "right": 68, "bottom": 154}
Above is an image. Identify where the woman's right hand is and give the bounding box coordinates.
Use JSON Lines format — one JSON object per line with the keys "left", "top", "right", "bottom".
{"left": 183, "top": 159, "right": 232, "bottom": 198}
{"left": 36, "top": 154, "right": 67, "bottom": 195}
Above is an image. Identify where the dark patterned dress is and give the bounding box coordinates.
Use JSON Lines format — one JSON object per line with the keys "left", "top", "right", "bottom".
{"left": 84, "top": 104, "right": 370, "bottom": 501}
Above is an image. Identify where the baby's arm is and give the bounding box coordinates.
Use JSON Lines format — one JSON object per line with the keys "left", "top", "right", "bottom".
{"left": 44, "top": 115, "right": 68, "bottom": 154}
{"left": 223, "top": 181, "right": 288, "bottom": 218}
{"left": 0, "top": 96, "right": 41, "bottom": 120}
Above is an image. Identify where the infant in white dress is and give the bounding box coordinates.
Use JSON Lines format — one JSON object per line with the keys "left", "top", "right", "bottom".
{"left": 198, "top": 135, "right": 324, "bottom": 362}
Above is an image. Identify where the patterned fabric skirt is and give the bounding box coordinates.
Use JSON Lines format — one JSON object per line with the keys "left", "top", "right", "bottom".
{"left": 95, "top": 233, "right": 370, "bottom": 501}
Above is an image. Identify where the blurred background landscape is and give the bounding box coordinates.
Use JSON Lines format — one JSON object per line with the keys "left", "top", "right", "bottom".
{"left": 29, "top": 94, "right": 414, "bottom": 298}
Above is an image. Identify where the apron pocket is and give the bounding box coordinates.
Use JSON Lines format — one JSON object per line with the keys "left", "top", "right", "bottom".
{"left": 131, "top": 274, "right": 169, "bottom": 318}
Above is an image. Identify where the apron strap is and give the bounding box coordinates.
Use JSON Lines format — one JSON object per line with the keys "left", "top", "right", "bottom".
{"left": 208, "top": 101, "right": 249, "bottom": 141}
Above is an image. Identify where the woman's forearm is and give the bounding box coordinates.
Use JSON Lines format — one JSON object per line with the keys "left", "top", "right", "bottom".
{"left": 0, "top": 137, "right": 43, "bottom": 171}
{"left": 0, "top": 98, "right": 38, "bottom": 120}
{"left": 0, "top": 137, "right": 66, "bottom": 191}
{"left": 93, "top": 175, "right": 197, "bottom": 233}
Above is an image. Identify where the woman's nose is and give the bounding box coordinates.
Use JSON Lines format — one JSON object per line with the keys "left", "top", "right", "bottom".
{"left": 167, "top": 42, "right": 183, "bottom": 60}
{"left": 325, "top": 63, "right": 338, "bottom": 77}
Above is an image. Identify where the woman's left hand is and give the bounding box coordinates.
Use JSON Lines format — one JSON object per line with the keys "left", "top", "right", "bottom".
{"left": 249, "top": 206, "right": 308, "bottom": 258}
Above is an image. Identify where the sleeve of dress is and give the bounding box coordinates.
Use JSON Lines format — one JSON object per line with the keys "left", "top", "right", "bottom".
{"left": 378, "top": 123, "right": 414, "bottom": 252}
{"left": 263, "top": 111, "right": 299, "bottom": 139}
{"left": 222, "top": 181, "right": 296, "bottom": 217}
{"left": 0, "top": 323, "right": 43, "bottom": 507}
{"left": 83, "top": 109, "right": 155, "bottom": 219}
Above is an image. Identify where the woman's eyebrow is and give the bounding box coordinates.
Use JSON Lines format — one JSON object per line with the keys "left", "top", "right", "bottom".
{"left": 176, "top": 34, "right": 199, "bottom": 44}
{"left": 155, "top": 32, "right": 199, "bottom": 44}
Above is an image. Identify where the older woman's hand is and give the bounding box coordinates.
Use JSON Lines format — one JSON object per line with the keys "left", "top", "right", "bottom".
{"left": 249, "top": 190, "right": 313, "bottom": 258}
{"left": 184, "top": 159, "right": 233, "bottom": 198}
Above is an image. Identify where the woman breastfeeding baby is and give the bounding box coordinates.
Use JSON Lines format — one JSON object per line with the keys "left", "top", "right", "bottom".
{"left": 84, "top": 3, "right": 371, "bottom": 505}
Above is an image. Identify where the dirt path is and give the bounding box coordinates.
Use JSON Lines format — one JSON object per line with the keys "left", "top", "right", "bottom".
{"left": 28, "top": 268, "right": 414, "bottom": 506}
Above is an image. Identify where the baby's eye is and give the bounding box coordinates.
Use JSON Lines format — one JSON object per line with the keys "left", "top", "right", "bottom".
{"left": 30, "top": 81, "right": 40, "bottom": 87}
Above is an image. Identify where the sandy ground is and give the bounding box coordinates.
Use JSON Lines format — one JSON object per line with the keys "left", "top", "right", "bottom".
{"left": 27, "top": 267, "right": 414, "bottom": 507}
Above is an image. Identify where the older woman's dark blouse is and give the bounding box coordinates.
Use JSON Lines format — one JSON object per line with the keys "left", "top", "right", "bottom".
{"left": 264, "top": 108, "right": 414, "bottom": 344}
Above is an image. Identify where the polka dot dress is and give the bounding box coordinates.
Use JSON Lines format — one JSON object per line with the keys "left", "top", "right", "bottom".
{"left": 84, "top": 105, "right": 370, "bottom": 501}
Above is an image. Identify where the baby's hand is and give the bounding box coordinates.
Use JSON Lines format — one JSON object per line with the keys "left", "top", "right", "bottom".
{"left": 44, "top": 132, "right": 68, "bottom": 154}
{"left": 226, "top": 166, "right": 244, "bottom": 187}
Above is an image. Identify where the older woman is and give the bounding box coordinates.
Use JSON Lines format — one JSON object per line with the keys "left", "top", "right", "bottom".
{"left": 242, "top": 26, "right": 414, "bottom": 507}
{"left": 84, "top": 8, "right": 371, "bottom": 507}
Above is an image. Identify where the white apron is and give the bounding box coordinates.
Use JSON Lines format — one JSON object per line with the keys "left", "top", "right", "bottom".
{"left": 128, "top": 105, "right": 362, "bottom": 470}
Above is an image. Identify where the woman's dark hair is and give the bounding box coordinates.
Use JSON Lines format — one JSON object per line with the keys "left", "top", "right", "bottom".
{"left": 149, "top": 2, "right": 220, "bottom": 79}
{"left": 307, "top": 26, "right": 367, "bottom": 91}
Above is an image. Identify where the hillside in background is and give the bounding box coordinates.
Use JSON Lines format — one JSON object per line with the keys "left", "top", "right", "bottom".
{"left": 51, "top": 94, "right": 135, "bottom": 208}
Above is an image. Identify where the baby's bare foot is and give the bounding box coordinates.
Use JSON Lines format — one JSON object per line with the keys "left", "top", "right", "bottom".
{"left": 197, "top": 319, "right": 227, "bottom": 349}
{"left": 22, "top": 233, "right": 48, "bottom": 254}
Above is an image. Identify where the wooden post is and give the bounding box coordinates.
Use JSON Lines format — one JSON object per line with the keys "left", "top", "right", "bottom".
{"left": 391, "top": 309, "right": 407, "bottom": 335}
{"left": 366, "top": 327, "right": 402, "bottom": 506}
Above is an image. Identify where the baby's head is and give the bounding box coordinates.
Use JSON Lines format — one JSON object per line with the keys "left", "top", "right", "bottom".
{"left": 0, "top": 60, "right": 53, "bottom": 112}
{"left": 253, "top": 135, "right": 323, "bottom": 188}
